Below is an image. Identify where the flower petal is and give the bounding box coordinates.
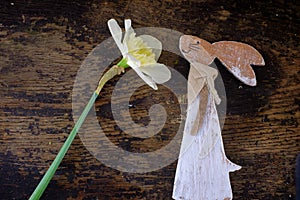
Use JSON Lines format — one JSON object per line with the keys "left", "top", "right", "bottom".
{"left": 108, "top": 19, "right": 126, "bottom": 55}
{"left": 139, "top": 35, "right": 162, "bottom": 61}
{"left": 133, "top": 67, "right": 158, "bottom": 90}
{"left": 126, "top": 54, "right": 141, "bottom": 69}
{"left": 123, "top": 19, "right": 135, "bottom": 51}
{"left": 140, "top": 63, "right": 171, "bottom": 84}
{"left": 126, "top": 54, "right": 158, "bottom": 90}
{"left": 124, "top": 19, "right": 131, "bottom": 32}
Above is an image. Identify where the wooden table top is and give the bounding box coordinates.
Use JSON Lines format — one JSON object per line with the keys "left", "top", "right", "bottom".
{"left": 0, "top": 0, "right": 299, "bottom": 199}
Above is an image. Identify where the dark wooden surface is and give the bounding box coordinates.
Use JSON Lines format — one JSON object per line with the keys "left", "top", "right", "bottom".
{"left": 0, "top": 0, "right": 299, "bottom": 199}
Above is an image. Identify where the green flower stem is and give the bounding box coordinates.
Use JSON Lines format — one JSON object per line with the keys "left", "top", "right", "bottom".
{"left": 29, "top": 66, "right": 121, "bottom": 200}
{"left": 117, "top": 57, "right": 129, "bottom": 68}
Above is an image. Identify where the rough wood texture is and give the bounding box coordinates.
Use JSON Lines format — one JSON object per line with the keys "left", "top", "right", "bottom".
{"left": 173, "top": 92, "right": 241, "bottom": 200}
{"left": 0, "top": 0, "right": 299, "bottom": 199}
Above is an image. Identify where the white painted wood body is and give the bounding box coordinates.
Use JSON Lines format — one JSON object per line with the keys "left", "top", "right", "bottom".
{"left": 172, "top": 70, "right": 241, "bottom": 200}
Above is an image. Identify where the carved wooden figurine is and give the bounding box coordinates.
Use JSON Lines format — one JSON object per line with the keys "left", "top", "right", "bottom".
{"left": 172, "top": 35, "right": 265, "bottom": 200}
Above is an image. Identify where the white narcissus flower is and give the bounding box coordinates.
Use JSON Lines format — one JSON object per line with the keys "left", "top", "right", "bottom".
{"left": 108, "top": 19, "right": 171, "bottom": 90}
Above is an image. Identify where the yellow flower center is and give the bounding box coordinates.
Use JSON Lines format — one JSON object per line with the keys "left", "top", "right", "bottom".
{"left": 126, "top": 33, "right": 156, "bottom": 66}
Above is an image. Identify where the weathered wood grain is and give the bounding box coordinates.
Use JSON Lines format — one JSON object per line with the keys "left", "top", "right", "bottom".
{"left": 0, "top": 0, "right": 299, "bottom": 199}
